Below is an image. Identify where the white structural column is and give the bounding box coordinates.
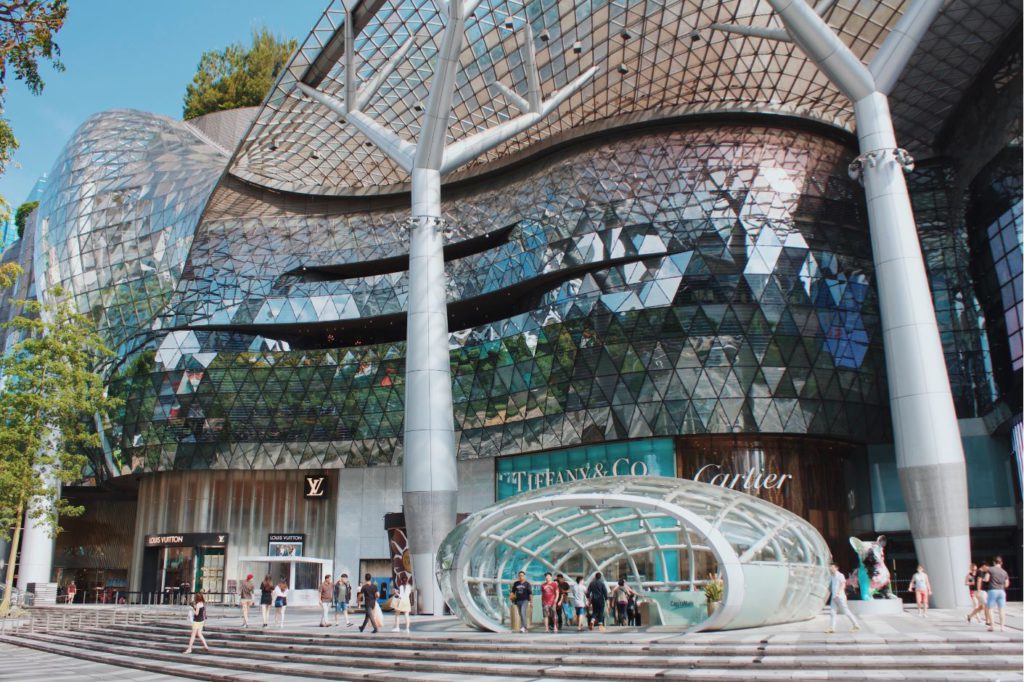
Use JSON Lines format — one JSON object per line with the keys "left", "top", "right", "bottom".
{"left": 297, "top": 0, "right": 596, "bottom": 614}
{"left": 16, "top": 495, "right": 57, "bottom": 604}
{"left": 854, "top": 92, "right": 971, "bottom": 608}
{"left": 758, "top": 0, "right": 971, "bottom": 608}
{"left": 403, "top": 168, "right": 459, "bottom": 615}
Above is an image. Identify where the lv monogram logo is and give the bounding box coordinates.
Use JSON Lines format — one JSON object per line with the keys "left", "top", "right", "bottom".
{"left": 305, "top": 476, "right": 326, "bottom": 498}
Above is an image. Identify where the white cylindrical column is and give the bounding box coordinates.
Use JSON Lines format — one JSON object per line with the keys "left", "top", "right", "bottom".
{"left": 15, "top": 500, "right": 56, "bottom": 599}
{"left": 403, "top": 167, "right": 458, "bottom": 614}
{"left": 855, "top": 92, "right": 972, "bottom": 608}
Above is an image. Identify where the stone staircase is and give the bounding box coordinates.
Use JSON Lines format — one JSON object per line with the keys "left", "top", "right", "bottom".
{"left": 1, "top": 617, "right": 1021, "bottom": 681}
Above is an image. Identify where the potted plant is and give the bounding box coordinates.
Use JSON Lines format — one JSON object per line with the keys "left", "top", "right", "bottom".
{"left": 703, "top": 573, "right": 724, "bottom": 616}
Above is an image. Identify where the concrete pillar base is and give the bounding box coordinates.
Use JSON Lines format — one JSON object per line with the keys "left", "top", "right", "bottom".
{"left": 913, "top": 534, "right": 973, "bottom": 609}
{"left": 404, "top": 489, "right": 457, "bottom": 615}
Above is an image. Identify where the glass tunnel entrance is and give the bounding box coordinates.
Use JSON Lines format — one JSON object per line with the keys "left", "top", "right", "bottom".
{"left": 436, "top": 476, "right": 830, "bottom": 632}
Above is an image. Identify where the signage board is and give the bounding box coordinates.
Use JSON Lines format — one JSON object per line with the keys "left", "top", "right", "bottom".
{"left": 145, "top": 533, "right": 228, "bottom": 548}
{"left": 304, "top": 473, "right": 329, "bottom": 499}
{"left": 268, "top": 533, "right": 305, "bottom": 557}
{"left": 496, "top": 439, "right": 676, "bottom": 500}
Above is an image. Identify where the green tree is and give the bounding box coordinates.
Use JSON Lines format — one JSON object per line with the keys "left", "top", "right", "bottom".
{"left": 0, "top": 286, "right": 119, "bottom": 617}
{"left": 13, "top": 198, "right": 36, "bottom": 238}
{"left": 183, "top": 27, "right": 296, "bottom": 120}
{"left": 0, "top": 1, "right": 67, "bottom": 222}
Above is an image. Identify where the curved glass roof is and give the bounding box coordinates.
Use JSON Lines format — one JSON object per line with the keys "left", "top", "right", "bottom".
{"left": 436, "top": 475, "right": 830, "bottom": 632}
{"left": 227, "top": 0, "right": 1020, "bottom": 196}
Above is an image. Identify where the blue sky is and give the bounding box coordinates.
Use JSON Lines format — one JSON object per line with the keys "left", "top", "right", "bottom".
{"left": 0, "top": 0, "right": 327, "bottom": 210}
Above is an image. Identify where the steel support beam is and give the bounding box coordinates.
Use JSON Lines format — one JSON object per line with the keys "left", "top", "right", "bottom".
{"left": 766, "top": 0, "right": 971, "bottom": 608}
{"left": 298, "top": 0, "right": 597, "bottom": 614}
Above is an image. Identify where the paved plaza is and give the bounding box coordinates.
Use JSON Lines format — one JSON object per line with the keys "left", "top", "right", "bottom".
{"left": 0, "top": 603, "right": 1020, "bottom": 681}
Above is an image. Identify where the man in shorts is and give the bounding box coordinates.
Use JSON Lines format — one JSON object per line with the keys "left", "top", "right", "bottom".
{"left": 985, "top": 556, "right": 1010, "bottom": 632}
{"left": 334, "top": 573, "right": 353, "bottom": 626}
{"left": 570, "top": 575, "right": 587, "bottom": 630}
{"left": 540, "top": 573, "right": 559, "bottom": 632}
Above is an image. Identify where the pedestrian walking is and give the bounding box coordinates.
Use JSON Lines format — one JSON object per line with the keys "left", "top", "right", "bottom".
{"left": 511, "top": 571, "right": 532, "bottom": 633}
{"left": 259, "top": 575, "right": 274, "bottom": 627}
{"left": 555, "top": 574, "right": 571, "bottom": 630}
{"left": 239, "top": 574, "right": 254, "bottom": 627}
{"left": 968, "top": 561, "right": 990, "bottom": 624}
{"left": 627, "top": 592, "right": 641, "bottom": 626}
{"left": 66, "top": 581, "right": 77, "bottom": 605}
{"left": 272, "top": 579, "right": 288, "bottom": 628}
{"left": 825, "top": 563, "right": 860, "bottom": 634}
{"left": 319, "top": 574, "right": 334, "bottom": 627}
{"left": 586, "top": 572, "right": 608, "bottom": 632}
{"left": 909, "top": 565, "right": 932, "bottom": 617}
{"left": 985, "top": 556, "right": 1010, "bottom": 632}
{"left": 334, "top": 574, "right": 353, "bottom": 626}
{"left": 611, "top": 579, "right": 634, "bottom": 625}
{"left": 182, "top": 592, "right": 210, "bottom": 654}
{"left": 541, "top": 573, "right": 559, "bottom": 632}
{"left": 358, "top": 574, "right": 380, "bottom": 633}
{"left": 391, "top": 575, "right": 413, "bottom": 633}
{"left": 965, "top": 563, "right": 982, "bottom": 624}
{"left": 569, "top": 576, "right": 587, "bottom": 631}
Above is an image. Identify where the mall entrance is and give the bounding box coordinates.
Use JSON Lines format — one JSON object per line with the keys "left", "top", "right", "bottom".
{"left": 140, "top": 533, "right": 228, "bottom": 603}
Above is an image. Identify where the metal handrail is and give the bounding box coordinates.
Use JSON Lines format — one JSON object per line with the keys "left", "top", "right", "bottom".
{"left": 63, "top": 590, "right": 240, "bottom": 606}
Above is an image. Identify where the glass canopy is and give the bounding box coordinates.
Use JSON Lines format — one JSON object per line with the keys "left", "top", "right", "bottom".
{"left": 436, "top": 475, "right": 830, "bottom": 632}
{"left": 229, "top": 0, "right": 1020, "bottom": 196}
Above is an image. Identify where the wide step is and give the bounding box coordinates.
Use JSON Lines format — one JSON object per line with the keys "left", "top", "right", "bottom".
{"left": 3, "top": 617, "right": 1021, "bottom": 682}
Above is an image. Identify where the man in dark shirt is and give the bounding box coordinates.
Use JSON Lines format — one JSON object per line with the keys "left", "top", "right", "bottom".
{"left": 586, "top": 572, "right": 608, "bottom": 632}
{"left": 358, "top": 574, "right": 379, "bottom": 633}
{"left": 555, "top": 574, "right": 571, "bottom": 630}
{"left": 511, "top": 571, "right": 532, "bottom": 633}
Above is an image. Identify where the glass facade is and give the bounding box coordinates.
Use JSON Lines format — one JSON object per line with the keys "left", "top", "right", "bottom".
{"left": 967, "top": 147, "right": 1023, "bottom": 409}
{"left": 436, "top": 475, "right": 830, "bottom": 632}
{"left": 909, "top": 162, "right": 999, "bottom": 417}
{"left": 33, "top": 109, "right": 226, "bottom": 359}
{"left": 81, "top": 124, "right": 890, "bottom": 473}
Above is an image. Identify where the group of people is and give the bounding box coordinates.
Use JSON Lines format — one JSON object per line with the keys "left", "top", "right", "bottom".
{"left": 966, "top": 556, "right": 1011, "bottom": 632}
{"left": 825, "top": 557, "right": 1012, "bottom": 635}
{"left": 179, "top": 557, "right": 1012, "bottom": 652}
{"left": 510, "top": 572, "right": 643, "bottom": 633}
{"left": 233, "top": 572, "right": 414, "bottom": 633}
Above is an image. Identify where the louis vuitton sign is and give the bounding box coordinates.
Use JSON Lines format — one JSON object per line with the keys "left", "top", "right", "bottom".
{"left": 304, "top": 473, "right": 329, "bottom": 499}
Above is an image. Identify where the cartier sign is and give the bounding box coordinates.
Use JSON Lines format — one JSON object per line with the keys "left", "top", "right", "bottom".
{"left": 693, "top": 464, "right": 792, "bottom": 491}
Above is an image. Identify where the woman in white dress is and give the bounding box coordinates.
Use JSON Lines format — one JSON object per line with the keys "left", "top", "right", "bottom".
{"left": 272, "top": 579, "right": 289, "bottom": 627}
{"left": 391, "top": 575, "right": 413, "bottom": 633}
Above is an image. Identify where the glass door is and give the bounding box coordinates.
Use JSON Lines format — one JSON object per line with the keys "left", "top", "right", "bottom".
{"left": 161, "top": 547, "right": 194, "bottom": 604}
{"left": 196, "top": 547, "right": 225, "bottom": 601}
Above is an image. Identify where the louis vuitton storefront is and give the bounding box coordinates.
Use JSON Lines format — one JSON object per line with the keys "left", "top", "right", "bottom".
{"left": 128, "top": 469, "right": 337, "bottom": 601}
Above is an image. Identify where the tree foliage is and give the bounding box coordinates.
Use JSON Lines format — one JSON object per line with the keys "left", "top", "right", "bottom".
{"left": 0, "top": 1, "right": 67, "bottom": 221}
{"left": 183, "top": 27, "right": 296, "bottom": 120}
{"left": 13, "top": 198, "right": 35, "bottom": 238}
{"left": 0, "top": 285, "right": 119, "bottom": 616}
